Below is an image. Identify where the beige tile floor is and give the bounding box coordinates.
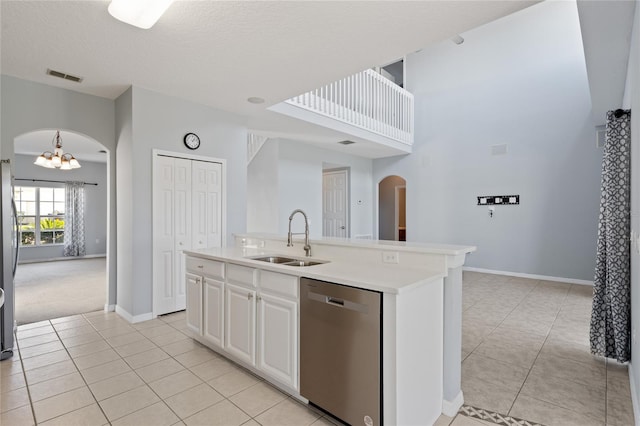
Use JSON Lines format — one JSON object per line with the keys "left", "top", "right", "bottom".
{"left": 457, "top": 271, "right": 635, "bottom": 426}
{"left": 1, "top": 272, "right": 635, "bottom": 426}
{"left": 1, "top": 311, "right": 340, "bottom": 426}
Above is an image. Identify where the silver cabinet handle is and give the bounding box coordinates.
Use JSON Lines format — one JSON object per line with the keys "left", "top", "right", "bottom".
{"left": 248, "top": 293, "right": 253, "bottom": 300}
{"left": 340, "top": 226, "right": 346, "bottom": 229}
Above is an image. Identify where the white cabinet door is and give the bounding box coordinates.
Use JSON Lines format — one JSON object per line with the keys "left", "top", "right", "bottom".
{"left": 185, "top": 272, "right": 202, "bottom": 335}
{"left": 257, "top": 292, "right": 298, "bottom": 389}
{"left": 203, "top": 277, "right": 224, "bottom": 348}
{"left": 153, "top": 155, "right": 176, "bottom": 315}
{"left": 192, "top": 161, "right": 222, "bottom": 250}
{"left": 225, "top": 283, "right": 256, "bottom": 365}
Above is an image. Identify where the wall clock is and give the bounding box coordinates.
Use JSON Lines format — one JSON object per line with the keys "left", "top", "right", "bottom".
{"left": 184, "top": 133, "right": 200, "bottom": 150}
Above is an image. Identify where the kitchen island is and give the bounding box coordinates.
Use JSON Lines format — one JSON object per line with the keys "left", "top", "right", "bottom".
{"left": 184, "top": 234, "right": 475, "bottom": 425}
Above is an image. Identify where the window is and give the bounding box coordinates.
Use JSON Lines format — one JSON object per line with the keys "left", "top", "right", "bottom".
{"left": 14, "top": 186, "right": 66, "bottom": 247}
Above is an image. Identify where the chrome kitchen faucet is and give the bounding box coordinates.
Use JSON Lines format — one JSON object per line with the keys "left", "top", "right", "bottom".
{"left": 287, "top": 209, "right": 311, "bottom": 257}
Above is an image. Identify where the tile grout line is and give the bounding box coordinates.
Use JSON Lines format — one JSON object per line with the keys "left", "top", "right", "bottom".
{"left": 503, "top": 282, "right": 603, "bottom": 421}
{"left": 13, "top": 322, "right": 45, "bottom": 426}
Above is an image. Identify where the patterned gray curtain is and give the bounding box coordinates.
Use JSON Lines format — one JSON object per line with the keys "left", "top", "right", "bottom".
{"left": 63, "top": 181, "right": 86, "bottom": 257}
{"left": 590, "top": 109, "right": 632, "bottom": 362}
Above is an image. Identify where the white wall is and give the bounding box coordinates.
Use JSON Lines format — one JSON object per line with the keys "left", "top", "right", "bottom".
{"left": 116, "top": 86, "right": 248, "bottom": 317}
{"left": 247, "top": 140, "right": 279, "bottom": 233}
{"left": 373, "top": 1, "right": 602, "bottom": 281}
{"left": 13, "top": 154, "right": 108, "bottom": 262}
{"left": 247, "top": 138, "right": 374, "bottom": 240}
{"left": 1, "top": 75, "right": 117, "bottom": 307}
{"left": 624, "top": 0, "right": 640, "bottom": 418}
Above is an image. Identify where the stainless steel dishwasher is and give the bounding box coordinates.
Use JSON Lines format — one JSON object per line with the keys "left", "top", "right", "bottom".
{"left": 300, "top": 277, "right": 382, "bottom": 426}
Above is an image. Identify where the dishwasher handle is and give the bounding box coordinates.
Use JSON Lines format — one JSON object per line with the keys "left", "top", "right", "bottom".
{"left": 306, "top": 290, "right": 369, "bottom": 314}
{"left": 326, "top": 297, "right": 344, "bottom": 307}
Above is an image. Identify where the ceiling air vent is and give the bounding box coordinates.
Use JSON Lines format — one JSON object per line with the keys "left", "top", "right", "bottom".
{"left": 46, "top": 68, "right": 84, "bottom": 83}
{"left": 338, "top": 140, "right": 355, "bottom": 145}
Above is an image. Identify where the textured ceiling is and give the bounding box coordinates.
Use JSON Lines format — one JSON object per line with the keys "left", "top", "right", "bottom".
{"left": 1, "top": 1, "right": 536, "bottom": 118}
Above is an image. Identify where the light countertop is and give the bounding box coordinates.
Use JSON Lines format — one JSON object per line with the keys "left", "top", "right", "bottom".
{"left": 234, "top": 233, "right": 476, "bottom": 256}
{"left": 184, "top": 247, "right": 446, "bottom": 295}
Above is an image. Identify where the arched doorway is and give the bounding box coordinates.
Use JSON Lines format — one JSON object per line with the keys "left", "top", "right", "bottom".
{"left": 378, "top": 175, "right": 406, "bottom": 241}
{"left": 13, "top": 129, "right": 109, "bottom": 324}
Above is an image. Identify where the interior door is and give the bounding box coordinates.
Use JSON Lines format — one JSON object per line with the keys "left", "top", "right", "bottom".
{"left": 153, "top": 156, "right": 176, "bottom": 315}
{"left": 322, "top": 169, "right": 349, "bottom": 238}
{"left": 174, "top": 158, "right": 192, "bottom": 311}
{"left": 192, "top": 161, "right": 222, "bottom": 250}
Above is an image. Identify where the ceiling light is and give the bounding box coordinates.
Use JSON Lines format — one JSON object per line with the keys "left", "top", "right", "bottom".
{"left": 34, "top": 131, "right": 81, "bottom": 171}
{"left": 247, "top": 97, "right": 265, "bottom": 104}
{"left": 108, "top": 0, "right": 175, "bottom": 29}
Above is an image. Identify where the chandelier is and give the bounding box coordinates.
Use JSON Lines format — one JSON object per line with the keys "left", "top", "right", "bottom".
{"left": 34, "top": 131, "right": 81, "bottom": 170}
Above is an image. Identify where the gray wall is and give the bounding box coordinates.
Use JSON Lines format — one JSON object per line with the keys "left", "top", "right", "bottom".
{"left": 247, "top": 139, "right": 280, "bottom": 234}
{"left": 625, "top": 0, "right": 640, "bottom": 415}
{"left": 1, "top": 75, "right": 117, "bottom": 306}
{"left": 373, "top": 1, "right": 602, "bottom": 281}
{"left": 13, "top": 154, "right": 107, "bottom": 262}
{"left": 116, "top": 86, "right": 248, "bottom": 317}
{"left": 378, "top": 175, "right": 405, "bottom": 241}
{"left": 115, "top": 87, "right": 134, "bottom": 314}
{"left": 247, "top": 138, "right": 374, "bottom": 239}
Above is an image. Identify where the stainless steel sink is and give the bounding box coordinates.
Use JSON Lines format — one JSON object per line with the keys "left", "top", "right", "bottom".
{"left": 282, "top": 260, "right": 325, "bottom": 267}
{"left": 251, "top": 256, "right": 295, "bottom": 264}
{"left": 247, "top": 255, "right": 328, "bottom": 267}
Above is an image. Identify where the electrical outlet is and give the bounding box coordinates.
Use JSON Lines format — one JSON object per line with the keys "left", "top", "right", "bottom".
{"left": 382, "top": 251, "right": 399, "bottom": 264}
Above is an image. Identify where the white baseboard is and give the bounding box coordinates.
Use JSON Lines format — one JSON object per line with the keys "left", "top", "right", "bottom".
{"left": 462, "top": 266, "right": 593, "bottom": 286}
{"left": 104, "top": 304, "right": 115, "bottom": 312}
{"left": 115, "top": 306, "right": 153, "bottom": 324}
{"left": 442, "top": 390, "right": 464, "bottom": 417}
{"left": 630, "top": 364, "right": 640, "bottom": 425}
{"left": 18, "top": 254, "right": 107, "bottom": 265}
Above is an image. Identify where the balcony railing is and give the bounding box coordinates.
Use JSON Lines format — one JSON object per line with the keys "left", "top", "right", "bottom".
{"left": 285, "top": 69, "right": 414, "bottom": 146}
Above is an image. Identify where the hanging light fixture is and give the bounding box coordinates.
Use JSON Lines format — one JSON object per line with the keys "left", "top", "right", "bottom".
{"left": 34, "top": 131, "right": 81, "bottom": 170}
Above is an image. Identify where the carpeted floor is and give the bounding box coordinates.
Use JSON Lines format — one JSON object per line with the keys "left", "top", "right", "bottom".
{"left": 14, "top": 257, "right": 106, "bottom": 325}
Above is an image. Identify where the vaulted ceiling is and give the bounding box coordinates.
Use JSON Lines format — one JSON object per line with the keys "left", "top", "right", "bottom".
{"left": 1, "top": 1, "right": 536, "bottom": 118}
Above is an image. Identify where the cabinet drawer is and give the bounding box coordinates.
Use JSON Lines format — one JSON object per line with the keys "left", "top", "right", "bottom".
{"left": 186, "top": 257, "right": 225, "bottom": 279}
{"left": 259, "top": 271, "right": 298, "bottom": 299}
{"left": 227, "top": 264, "right": 256, "bottom": 287}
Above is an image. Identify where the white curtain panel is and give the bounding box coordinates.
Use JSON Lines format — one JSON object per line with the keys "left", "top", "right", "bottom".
{"left": 63, "top": 181, "right": 86, "bottom": 257}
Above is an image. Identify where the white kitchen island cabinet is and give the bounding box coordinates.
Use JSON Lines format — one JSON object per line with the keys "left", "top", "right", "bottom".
{"left": 256, "top": 276, "right": 298, "bottom": 390}
{"left": 203, "top": 277, "right": 224, "bottom": 348}
{"left": 225, "top": 282, "right": 257, "bottom": 365}
{"left": 185, "top": 233, "right": 475, "bottom": 426}
{"left": 185, "top": 272, "right": 202, "bottom": 335}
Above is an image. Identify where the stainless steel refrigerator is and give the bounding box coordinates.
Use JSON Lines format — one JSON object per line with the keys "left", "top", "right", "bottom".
{"left": 1, "top": 160, "right": 18, "bottom": 361}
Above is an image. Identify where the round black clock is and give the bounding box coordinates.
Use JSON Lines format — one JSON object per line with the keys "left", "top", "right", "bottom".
{"left": 184, "top": 133, "right": 200, "bottom": 150}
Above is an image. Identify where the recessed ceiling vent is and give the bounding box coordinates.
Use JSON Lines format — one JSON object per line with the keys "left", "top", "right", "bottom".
{"left": 338, "top": 140, "right": 355, "bottom": 145}
{"left": 46, "top": 68, "right": 84, "bottom": 83}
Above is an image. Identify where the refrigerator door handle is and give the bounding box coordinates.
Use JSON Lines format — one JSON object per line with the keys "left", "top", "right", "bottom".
{"left": 11, "top": 198, "right": 18, "bottom": 277}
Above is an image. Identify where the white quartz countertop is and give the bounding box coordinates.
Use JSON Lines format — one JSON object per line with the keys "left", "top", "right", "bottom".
{"left": 184, "top": 247, "right": 446, "bottom": 295}
{"left": 235, "top": 233, "right": 476, "bottom": 256}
